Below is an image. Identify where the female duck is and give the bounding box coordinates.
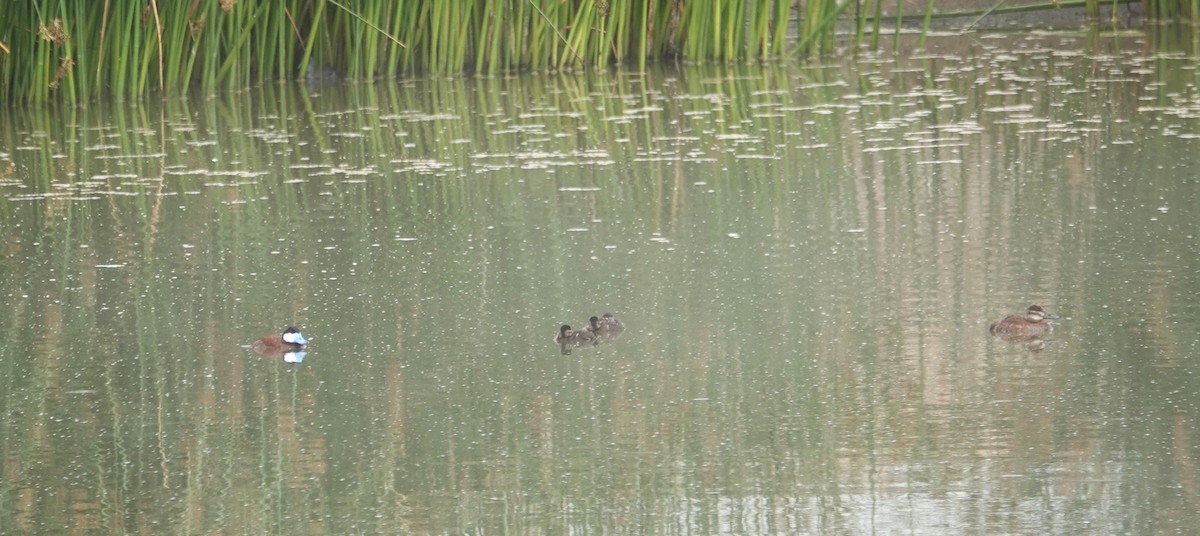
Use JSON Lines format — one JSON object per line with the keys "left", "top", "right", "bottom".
{"left": 989, "top": 305, "right": 1058, "bottom": 338}
{"left": 253, "top": 326, "right": 309, "bottom": 353}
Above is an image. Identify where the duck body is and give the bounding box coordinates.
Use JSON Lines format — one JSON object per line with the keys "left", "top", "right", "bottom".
{"left": 585, "top": 313, "right": 624, "bottom": 339}
{"left": 989, "top": 305, "right": 1057, "bottom": 338}
{"left": 253, "top": 326, "right": 309, "bottom": 353}
{"left": 555, "top": 324, "right": 595, "bottom": 345}
{"left": 599, "top": 312, "right": 624, "bottom": 333}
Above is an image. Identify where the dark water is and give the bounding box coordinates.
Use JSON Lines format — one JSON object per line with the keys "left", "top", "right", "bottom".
{"left": 1, "top": 32, "right": 1199, "bottom": 534}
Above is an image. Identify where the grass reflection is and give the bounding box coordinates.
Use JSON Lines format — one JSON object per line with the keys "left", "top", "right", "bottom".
{"left": 1, "top": 39, "right": 1200, "bottom": 533}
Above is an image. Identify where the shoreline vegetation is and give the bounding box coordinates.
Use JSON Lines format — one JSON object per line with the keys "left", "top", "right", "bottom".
{"left": 0, "top": 0, "right": 1181, "bottom": 104}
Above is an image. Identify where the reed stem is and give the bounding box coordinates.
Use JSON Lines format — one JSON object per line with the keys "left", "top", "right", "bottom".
{"left": 0, "top": 0, "right": 1185, "bottom": 104}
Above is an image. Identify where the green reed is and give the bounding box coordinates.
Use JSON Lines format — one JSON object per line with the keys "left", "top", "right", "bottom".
{"left": 0, "top": 0, "right": 1192, "bottom": 104}
{"left": 1148, "top": 0, "right": 1199, "bottom": 20}
{"left": 795, "top": 0, "right": 852, "bottom": 56}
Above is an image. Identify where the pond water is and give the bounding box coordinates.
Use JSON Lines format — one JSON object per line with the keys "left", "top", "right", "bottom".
{"left": 2, "top": 31, "right": 1200, "bottom": 534}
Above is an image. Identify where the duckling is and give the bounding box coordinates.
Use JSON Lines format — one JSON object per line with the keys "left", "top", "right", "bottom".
{"left": 599, "top": 312, "right": 624, "bottom": 333}
{"left": 989, "top": 305, "right": 1058, "bottom": 338}
{"left": 585, "top": 316, "right": 604, "bottom": 334}
{"left": 555, "top": 324, "right": 595, "bottom": 345}
{"left": 585, "top": 313, "right": 624, "bottom": 339}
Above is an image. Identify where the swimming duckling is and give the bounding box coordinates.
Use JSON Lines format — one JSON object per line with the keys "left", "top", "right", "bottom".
{"left": 555, "top": 324, "right": 595, "bottom": 345}
{"left": 585, "top": 313, "right": 624, "bottom": 341}
{"left": 599, "top": 312, "right": 624, "bottom": 333}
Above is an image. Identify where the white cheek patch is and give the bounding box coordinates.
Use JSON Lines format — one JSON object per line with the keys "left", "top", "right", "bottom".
{"left": 283, "top": 331, "right": 307, "bottom": 345}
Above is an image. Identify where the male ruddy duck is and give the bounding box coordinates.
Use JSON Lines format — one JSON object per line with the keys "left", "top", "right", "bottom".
{"left": 989, "top": 305, "right": 1058, "bottom": 338}
{"left": 252, "top": 326, "right": 308, "bottom": 353}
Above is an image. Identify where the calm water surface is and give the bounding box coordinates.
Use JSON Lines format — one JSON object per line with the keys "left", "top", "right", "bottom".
{"left": 2, "top": 32, "right": 1200, "bottom": 534}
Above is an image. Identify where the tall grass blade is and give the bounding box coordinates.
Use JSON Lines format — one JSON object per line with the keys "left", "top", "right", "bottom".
{"left": 0, "top": 0, "right": 1182, "bottom": 104}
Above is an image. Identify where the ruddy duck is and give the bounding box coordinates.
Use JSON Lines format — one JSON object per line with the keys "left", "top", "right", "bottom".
{"left": 599, "top": 312, "right": 624, "bottom": 332}
{"left": 252, "top": 326, "right": 308, "bottom": 353}
{"left": 989, "top": 305, "right": 1058, "bottom": 338}
{"left": 586, "top": 313, "right": 625, "bottom": 337}
{"left": 585, "top": 316, "right": 604, "bottom": 334}
{"left": 555, "top": 324, "right": 595, "bottom": 345}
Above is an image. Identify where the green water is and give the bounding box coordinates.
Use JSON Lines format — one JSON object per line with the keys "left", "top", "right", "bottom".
{"left": 2, "top": 33, "right": 1200, "bottom": 534}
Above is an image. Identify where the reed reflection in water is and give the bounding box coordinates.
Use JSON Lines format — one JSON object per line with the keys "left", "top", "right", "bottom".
{"left": 1, "top": 33, "right": 1199, "bottom": 535}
